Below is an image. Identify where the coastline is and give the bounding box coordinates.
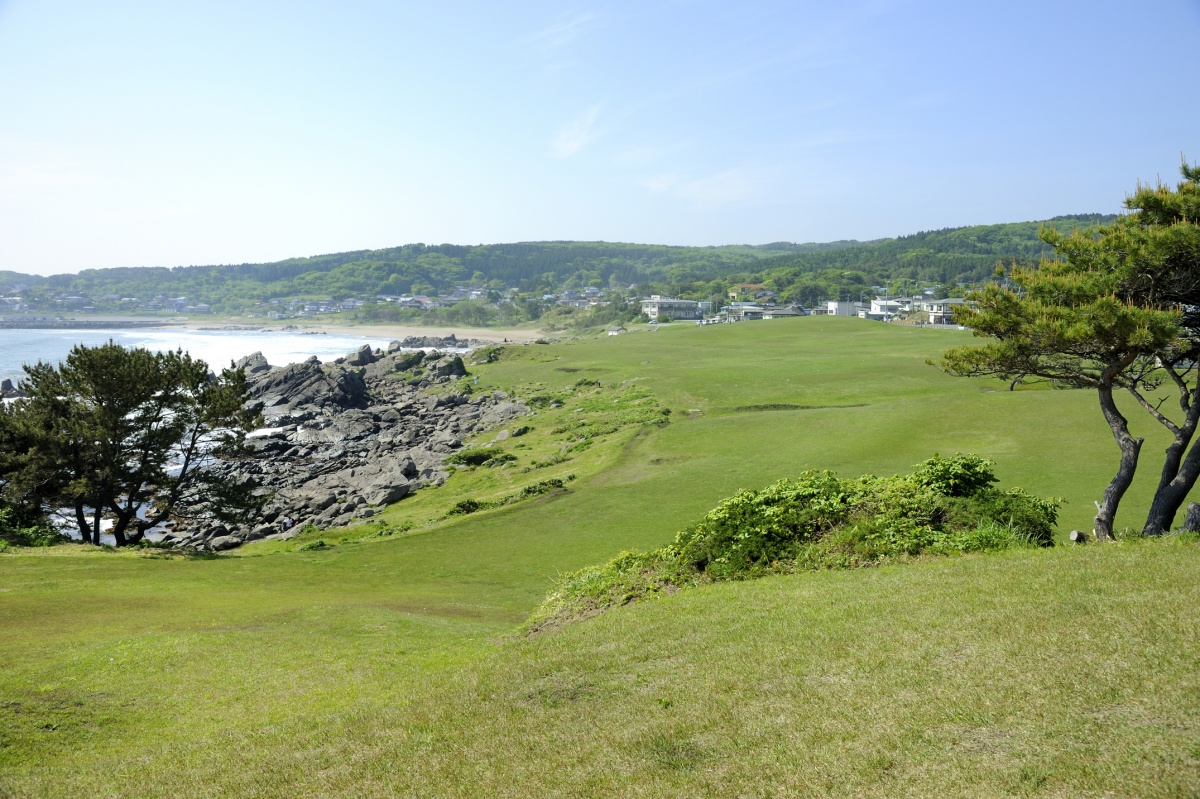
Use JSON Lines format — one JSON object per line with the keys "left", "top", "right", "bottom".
{"left": 300, "top": 322, "right": 543, "bottom": 343}
{"left": 1, "top": 315, "right": 545, "bottom": 344}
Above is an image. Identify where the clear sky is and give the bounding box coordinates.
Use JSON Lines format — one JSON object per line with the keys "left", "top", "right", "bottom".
{"left": 1, "top": 1, "right": 1198, "bottom": 276}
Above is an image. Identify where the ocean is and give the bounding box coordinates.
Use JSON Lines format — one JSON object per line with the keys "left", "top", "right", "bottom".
{"left": 0, "top": 327, "right": 395, "bottom": 384}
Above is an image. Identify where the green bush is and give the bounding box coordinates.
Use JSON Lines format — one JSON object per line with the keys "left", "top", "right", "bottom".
{"left": 0, "top": 507, "right": 69, "bottom": 548}
{"left": 447, "top": 499, "right": 485, "bottom": 516}
{"left": 446, "top": 479, "right": 571, "bottom": 518}
{"left": 912, "top": 453, "right": 998, "bottom": 497}
{"left": 448, "top": 447, "right": 511, "bottom": 467}
{"left": 297, "top": 539, "right": 328, "bottom": 551}
{"left": 527, "top": 456, "right": 1061, "bottom": 630}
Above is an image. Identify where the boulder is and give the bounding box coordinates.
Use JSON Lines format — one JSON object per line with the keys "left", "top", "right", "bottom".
{"left": 236, "top": 351, "right": 272, "bottom": 374}
{"left": 210, "top": 535, "right": 243, "bottom": 551}
{"left": 345, "top": 344, "right": 377, "bottom": 367}
{"left": 367, "top": 480, "right": 411, "bottom": 506}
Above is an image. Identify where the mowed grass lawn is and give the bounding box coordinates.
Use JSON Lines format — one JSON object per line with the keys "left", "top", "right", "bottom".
{"left": 2, "top": 316, "right": 1198, "bottom": 797}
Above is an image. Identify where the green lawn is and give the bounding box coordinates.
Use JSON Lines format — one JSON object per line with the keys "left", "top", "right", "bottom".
{"left": 2, "top": 316, "right": 1197, "bottom": 797}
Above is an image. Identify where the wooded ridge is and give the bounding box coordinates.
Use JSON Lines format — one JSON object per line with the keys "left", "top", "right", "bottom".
{"left": 0, "top": 214, "right": 1116, "bottom": 316}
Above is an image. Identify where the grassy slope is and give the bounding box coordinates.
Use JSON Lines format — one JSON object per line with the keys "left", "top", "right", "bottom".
{"left": 2, "top": 317, "right": 1197, "bottom": 797}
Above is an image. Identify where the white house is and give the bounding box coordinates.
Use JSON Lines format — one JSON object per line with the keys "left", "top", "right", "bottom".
{"left": 826, "top": 300, "right": 863, "bottom": 317}
{"left": 915, "top": 297, "right": 968, "bottom": 324}
{"left": 641, "top": 296, "right": 701, "bottom": 321}
{"left": 861, "top": 298, "right": 905, "bottom": 321}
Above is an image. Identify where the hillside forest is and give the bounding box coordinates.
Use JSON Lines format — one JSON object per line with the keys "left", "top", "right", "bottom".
{"left": 0, "top": 215, "right": 1115, "bottom": 329}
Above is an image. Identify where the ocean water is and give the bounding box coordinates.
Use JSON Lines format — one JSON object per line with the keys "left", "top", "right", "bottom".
{"left": 0, "top": 328, "right": 395, "bottom": 383}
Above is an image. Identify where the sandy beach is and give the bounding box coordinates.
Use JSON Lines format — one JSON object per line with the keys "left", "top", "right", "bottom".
{"left": 298, "top": 322, "right": 544, "bottom": 343}
{"left": 173, "top": 319, "right": 545, "bottom": 344}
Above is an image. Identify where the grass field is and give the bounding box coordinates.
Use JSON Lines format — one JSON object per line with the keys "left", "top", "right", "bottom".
{"left": 2, "top": 317, "right": 1197, "bottom": 797}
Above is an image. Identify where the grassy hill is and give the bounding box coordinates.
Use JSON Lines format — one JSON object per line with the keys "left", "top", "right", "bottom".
{"left": 1, "top": 317, "right": 1196, "bottom": 797}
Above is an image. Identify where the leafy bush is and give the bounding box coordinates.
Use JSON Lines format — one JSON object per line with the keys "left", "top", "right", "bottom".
{"left": 447, "top": 499, "right": 485, "bottom": 516}
{"left": 448, "top": 447, "right": 514, "bottom": 467}
{"left": 912, "top": 453, "right": 998, "bottom": 497}
{"left": 527, "top": 456, "right": 1060, "bottom": 630}
{"left": 445, "top": 478, "right": 571, "bottom": 517}
{"left": 0, "top": 507, "right": 69, "bottom": 548}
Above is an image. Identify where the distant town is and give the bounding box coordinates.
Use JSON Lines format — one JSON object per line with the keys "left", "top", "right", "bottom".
{"left": 0, "top": 282, "right": 966, "bottom": 328}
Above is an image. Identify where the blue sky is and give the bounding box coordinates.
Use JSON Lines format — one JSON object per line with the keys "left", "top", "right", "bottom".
{"left": 1, "top": 0, "right": 1198, "bottom": 276}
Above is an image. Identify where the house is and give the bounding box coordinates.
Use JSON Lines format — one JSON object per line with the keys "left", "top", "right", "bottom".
{"left": 641, "top": 296, "right": 701, "bottom": 321}
{"left": 725, "top": 302, "right": 765, "bottom": 321}
{"left": 607, "top": 325, "right": 626, "bottom": 336}
{"left": 826, "top": 300, "right": 863, "bottom": 317}
{"left": 915, "top": 297, "right": 968, "bottom": 324}
{"left": 861, "top": 298, "right": 905, "bottom": 321}
{"left": 729, "top": 283, "right": 767, "bottom": 299}
{"left": 762, "top": 305, "right": 807, "bottom": 320}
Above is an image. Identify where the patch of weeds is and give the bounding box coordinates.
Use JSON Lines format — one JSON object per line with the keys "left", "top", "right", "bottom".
{"left": 0, "top": 690, "right": 131, "bottom": 757}
{"left": 447, "top": 499, "right": 486, "bottom": 516}
{"left": 722, "top": 403, "right": 870, "bottom": 412}
{"left": 297, "top": 539, "right": 330, "bottom": 551}
{"left": 469, "top": 346, "right": 504, "bottom": 365}
{"left": 445, "top": 478, "right": 573, "bottom": 518}
{"left": 523, "top": 454, "right": 572, "bottom": 472}
{"left": 365, "top": 520, "right": 414, "bottom": 538}
{"left": 636, "top": 731, "right": 706, "bottom": 772}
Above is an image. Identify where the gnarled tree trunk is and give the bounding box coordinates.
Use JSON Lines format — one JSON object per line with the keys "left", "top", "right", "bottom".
{"left": 1140, "top": 378, "right": 1200, "bottom": 535}
{"left": 1095, "top": 384, "right": 1142, "bottom": 541}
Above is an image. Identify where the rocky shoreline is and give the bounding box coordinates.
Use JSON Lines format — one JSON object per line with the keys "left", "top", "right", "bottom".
{"left": 159, "top": 340, "right": 526, "bottom": 551}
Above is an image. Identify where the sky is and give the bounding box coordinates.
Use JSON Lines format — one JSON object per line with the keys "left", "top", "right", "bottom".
{"left": 1, "top": 1, "right": 1198, "bottom": 276}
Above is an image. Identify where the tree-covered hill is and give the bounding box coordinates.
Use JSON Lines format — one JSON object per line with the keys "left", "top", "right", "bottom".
{"left": 0, "top": 214, "right": 1116, "bottom": 315}
{"left": 754, "top": 214, "right": 1117, "bottom": 305}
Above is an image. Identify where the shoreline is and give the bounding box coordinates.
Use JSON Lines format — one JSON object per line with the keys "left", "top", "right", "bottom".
{"left": 267, "top": 322, "right": 544, "bottom": 344}
{"left": 0, "top": 316, "right": 545, "bottom": 344}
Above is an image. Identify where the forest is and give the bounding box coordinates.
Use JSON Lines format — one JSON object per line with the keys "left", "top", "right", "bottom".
{"left": 0, "top": 215, "right": 1116, "bottom": 320}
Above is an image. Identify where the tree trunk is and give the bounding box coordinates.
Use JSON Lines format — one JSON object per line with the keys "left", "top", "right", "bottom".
{"left": 1094, "top": 384, "right": 1143, "bottom": 541}
{"left": 74, "top": 501, "right": 92, "bottom": 545}
{"left": 1141, "top": 384, "right": 1200, "bottom": 535}
{"left": 1143, "top": 438, "right": 1200, "bottom": 535}
{"left": 1181, "top": 502, "right": 1200, "bottom": 533}
{"left": 111, "top": 508, "right": 135, "bottom": 547}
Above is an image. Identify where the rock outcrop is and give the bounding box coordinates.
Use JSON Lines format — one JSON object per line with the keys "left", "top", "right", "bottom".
{"left": 161, "top": 345, "right": 524, "bottom": 550}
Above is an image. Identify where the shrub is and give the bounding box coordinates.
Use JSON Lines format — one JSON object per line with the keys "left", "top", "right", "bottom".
{"left": 445, "top": 478, "right": 572, "bottom": 518}
{"left": 0, "top": 507, "right": 69, "bottom": 548}
{"left": 528, "top": 456, "right": 1060, "bottom": 630}
{"left": 912, "top": 453, "right": 998, "bottom": 497}
{"left": 448, "top": 447, "right": 511, "bottom": 467}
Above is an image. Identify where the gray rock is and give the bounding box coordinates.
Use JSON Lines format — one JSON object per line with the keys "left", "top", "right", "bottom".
{"left": 311, "top": 493, "right": 338, "bottom": 511}
{"left": 345, "top": 344, "right": 377, "bottom": 367}
{"left": 367, "top": 479, "right": 411, "bottom": 506}
{"left": 236, "top": 351, "right": 272, "bottom": 374}
{"left": 210, "top": 535, "right": 243, "bottom": 551}
{"left": 167, "top": 340, "right": 528, "bottom": 546}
